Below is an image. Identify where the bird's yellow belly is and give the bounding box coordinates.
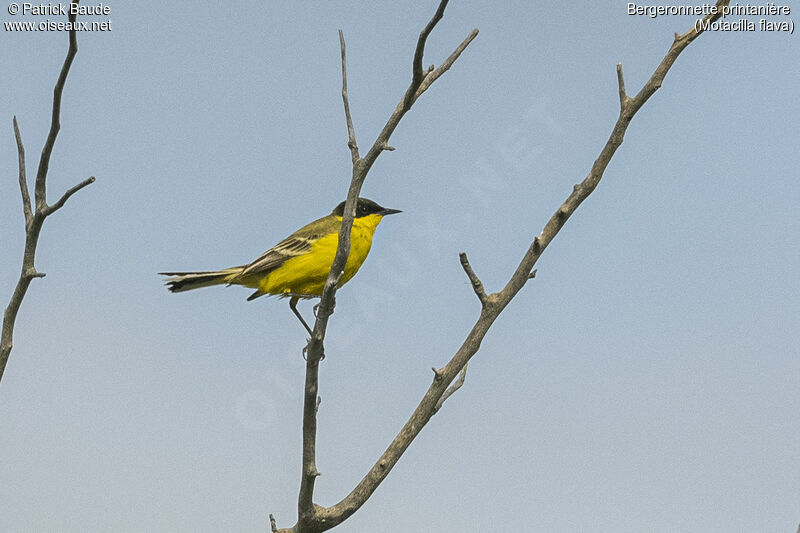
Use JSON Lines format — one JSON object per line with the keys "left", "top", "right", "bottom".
{"left": 258, "top": 224, "right": 374, "bottom": 297}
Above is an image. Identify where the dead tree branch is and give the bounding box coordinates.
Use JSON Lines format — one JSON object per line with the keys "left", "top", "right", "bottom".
{"left": 495, "top": 0, "right": 730, "bottom": 305}
{"left": 338, "top": 30, "right": 359, "bottom": 164}
{"left": 434, "top": 363, "right": 468, "bottom": 412}
{"left": 1, "top": 0, "right": 95, "bottom": 386}
{"left": 275, "top": 2, "right": 477, "bottom": 532}
{"left": 273, "top": 1, "right": 730, "bottom": 531}
{"left": 459, "top": 252, "right": 487, "bottom": 305}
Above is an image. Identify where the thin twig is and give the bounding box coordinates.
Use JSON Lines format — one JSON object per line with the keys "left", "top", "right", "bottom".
{"left": 13, "top": 117, "right": 32, "bottom": 227}
{"left": 42, "top": 176, "right": 95, "bottom": 217}
{"left": 459, "top": 252, "right": 487, "bottom": 305}
{"left": 361, "top": 29, "right": 478, "bottom": 179}
{"left": 338, "top": 30, "right": 359, "bottom": 163}
{"left": 414, "top": 28, "right": 479, "bottom": 101}
{"left": 616, "top": 63, "right": 627, "bottom": 109}
{"left": 434, "top": 363, "right": 468, "bottom": 411}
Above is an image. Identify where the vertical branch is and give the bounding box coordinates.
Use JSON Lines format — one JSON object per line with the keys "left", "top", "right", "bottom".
{"left": 296, "top": 31, "right": 361, "bottom": 525}
{"left": 339, "top": 30, "right": 359, "bottom": 164}
{"left": 34, "top": 0, "right": 80, "bottom": 211}
{"left": 13, "top": 117, "right": 33, "bottom": 227}
{"left": 277, "top": 2, "right": 477, "bottom": 532}
{"left": 296, "top": 355, "right": 321, "bottom": 524}
{"left": 1, "top": 0, "right": 94, "bottom": 386}
{"left": 616, "top": 63, "right": 628, "bottom": 109}
{"left": 403, "top": 0, "right": 449, "bottom": 110}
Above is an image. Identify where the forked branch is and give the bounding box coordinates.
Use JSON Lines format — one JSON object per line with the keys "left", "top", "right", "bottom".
{"left": 276, "top": 1, "right": 477, "bottom": 532}
{"left": 1, "top": 0, "right": 94, "bottom": 386}
{"left": 404, "top": 0, "right": 450, "bottom": 109}
{"left": 496, "top": 0, "right": 730, "bottom": 302}
{"left": 273, "top": 1, "right": 730, "bottom": 531}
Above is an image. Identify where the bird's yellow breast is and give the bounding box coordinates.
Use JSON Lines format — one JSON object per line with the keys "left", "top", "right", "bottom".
{"left": 258, "top": 214, "right": 384, "bottom": 297}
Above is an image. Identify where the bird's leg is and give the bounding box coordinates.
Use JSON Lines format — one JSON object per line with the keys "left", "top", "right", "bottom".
{"left": 294, "top": 297, "right": 325, "bottom": 362}
{"left": 289, "top": 296, "right": 313, "bottom": 336}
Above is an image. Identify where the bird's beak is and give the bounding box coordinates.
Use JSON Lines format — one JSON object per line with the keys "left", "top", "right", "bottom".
{"left": 379, "top": 207, "right": 402, "bottom": 216}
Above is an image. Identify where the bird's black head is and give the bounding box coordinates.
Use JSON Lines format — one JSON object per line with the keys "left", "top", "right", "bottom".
{"left": 333, "top": 198, "right": 402, "bottom": 218}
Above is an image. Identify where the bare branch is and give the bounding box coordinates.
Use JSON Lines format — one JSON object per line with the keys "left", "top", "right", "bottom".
{"left": 275, "top": 3, "right": 478, "bottom": 531}
{"left": 297, "top": 3, "right": 730, "bottom": 530}
{"left": 616, "top": 63, "right": 627, "bottom": 109}
{"left": 338, "top": 30, "right": 359, "bottom": 164}
{"left": 1, "top": 0, "right": 93, "bottom": 387}
{"left": 498, "top": 0, "right": 731, "bottom": 304}
{"left": 275, "top": 2, "right": 731, "bottom": 531}
{"left": 434, "top": 363, "right": 468, "bottom": 411}
{"left": 414, "top": 28, "right": 479, "bottom": 101}
{"left": 42, "top": 176, "right": 95, "bottom": 217}
{"left": 307, "top": 7, "right": 476, "bottom": 389}
{"left": 315, "top": 309, "right": 499, "bottom": 529}
{"left": 360, "top": 27, "right": 478, "bottom": 178}
{"left": 459, "top": 252, "right": 487, "bottom": 305}
{"left": 13, "top": 117, "right": 33, "bottom": 227}
{"left": 34, "top": 0, "right": 81, "bottom": 211}
{"left": 269, "top": 514, "right": 278, "bottom": 533}
{"left": 404, "top": 0, "right": 450, "bottom": 110}
{"left": 297, "top": 360, "right": 322, "bottom": 524}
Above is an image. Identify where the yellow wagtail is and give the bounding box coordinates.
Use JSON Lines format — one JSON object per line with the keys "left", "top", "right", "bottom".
{"left": 160, "top": 197, "right": 401, "bottom": 333}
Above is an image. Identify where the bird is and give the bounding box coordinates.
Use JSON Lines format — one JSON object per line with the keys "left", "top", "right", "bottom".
{"left": 160, "top": 197, "right": 401, "bottom": 334}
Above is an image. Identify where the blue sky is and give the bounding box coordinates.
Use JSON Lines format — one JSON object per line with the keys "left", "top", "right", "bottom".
{"left": 1, "top": 2, "right": 798, "bottom": 532}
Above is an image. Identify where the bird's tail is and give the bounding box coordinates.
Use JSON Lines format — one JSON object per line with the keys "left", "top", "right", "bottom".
{"left": 160, "top": 267, "right": 243, "bottom": 293}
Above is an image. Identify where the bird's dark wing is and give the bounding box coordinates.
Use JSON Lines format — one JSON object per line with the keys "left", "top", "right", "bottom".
{"left": 237, "top": 236, "right": 311, "bottom": 277}
{"left": 234, "top": 214, "right": 339, "bottom": 279}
